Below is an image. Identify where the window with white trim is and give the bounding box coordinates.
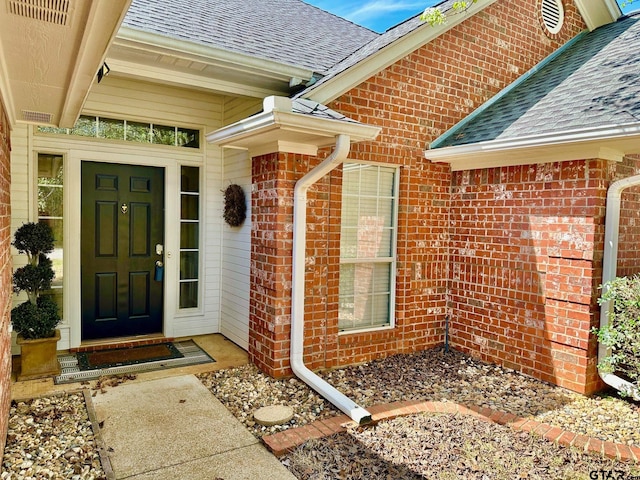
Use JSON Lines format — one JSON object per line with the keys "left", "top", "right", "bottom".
{"left": 37, "top": 153, "right": 64, "bottom": 317}
{"left": 179, "top": 166, "right": 200, "bottom": 309}
{"left": 339, "top": 163, "right": 398, "bottom": 332}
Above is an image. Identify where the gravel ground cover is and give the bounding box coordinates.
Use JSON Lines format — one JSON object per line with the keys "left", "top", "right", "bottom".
{"left": 198, "top": 347, "right": 640, "bottom": 447}
{"left": 3, "top": 347, "right": 639, "bottom": 479}
{"left": 282, "top": 414, "right": 640, "bottom": 480}
{"left": 199, "top": 347, "right": 640, "bottom": 478}
{"left": 1, "top": 392, "right": 104, "bottom": 480}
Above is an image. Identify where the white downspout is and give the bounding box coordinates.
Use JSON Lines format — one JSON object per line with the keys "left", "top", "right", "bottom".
{"left": 599, "top": 174, "right": 640, "bottom": 400}
{"left": 291, "top": 134, "right": 372, "bottom": 425}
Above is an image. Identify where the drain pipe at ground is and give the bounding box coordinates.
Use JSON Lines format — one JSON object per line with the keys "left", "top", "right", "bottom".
{"left": 290, "top": 134, "right": 372, "bottom": 425}
{"left": 600, "top": 174, "right": 640, "bottom": 401}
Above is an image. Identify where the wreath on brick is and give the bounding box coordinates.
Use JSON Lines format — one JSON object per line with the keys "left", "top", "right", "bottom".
{"left": 222, "top": 184, "right": 246, "bottom": 227}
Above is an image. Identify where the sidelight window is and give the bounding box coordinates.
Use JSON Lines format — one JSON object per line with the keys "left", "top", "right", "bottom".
{"left": 179, "top": 166, "right": 200, "bottom": 309}
{"left": 37, "top": 153, "right": 64, "bottom": 317}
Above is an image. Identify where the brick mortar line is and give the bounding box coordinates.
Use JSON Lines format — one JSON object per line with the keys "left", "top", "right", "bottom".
{"left": 262, "top": 400, "right": 640, "bottom": 462}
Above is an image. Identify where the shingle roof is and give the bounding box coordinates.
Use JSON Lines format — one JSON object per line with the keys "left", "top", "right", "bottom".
{"left": 433, "top": 14, "right": 640, "bottom": 149}
{"left": 292, "top": 98, "right": 361, "bottom": 123}
{"left": 122, "top": 0, "right": 378, "bottom": 74}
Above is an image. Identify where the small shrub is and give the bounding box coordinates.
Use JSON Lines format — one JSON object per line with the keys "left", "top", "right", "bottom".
{"left": 11, "top": 222, "right": 60, "bottom": 339}
{"left": 11, "top": 296, "right": 60, "bottom": 339}
{"left": 595, "top": 275, "right": 640, "bottom": 389}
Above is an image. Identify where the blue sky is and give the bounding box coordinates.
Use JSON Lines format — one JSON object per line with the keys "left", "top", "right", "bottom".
{"left": 305, "top": 0, "right": 637, "bottom": 33}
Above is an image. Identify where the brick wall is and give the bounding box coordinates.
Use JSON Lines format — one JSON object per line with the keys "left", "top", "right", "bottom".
{"left": 0, "top": 99, "right": 12, "bottom": 456}
{"left": 448, "top": 160, "right": 611, "bottom": 394}
{"left": 323, "top": 0, "right": 586, "bottom": 371}
{"left": 249, "top": 0, "right": 609, "bottom": 391}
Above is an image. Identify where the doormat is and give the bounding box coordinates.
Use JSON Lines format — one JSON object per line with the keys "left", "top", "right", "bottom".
{"left": 77, "top": 343, "right": 182, "bottom": 370}
{"left": 54, "top": 340, "right": 215, "bottom": 384}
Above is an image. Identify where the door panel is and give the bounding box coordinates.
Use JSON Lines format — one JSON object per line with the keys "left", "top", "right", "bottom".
{"left": 82, "top": 162, "right": 164, "bottom": 340}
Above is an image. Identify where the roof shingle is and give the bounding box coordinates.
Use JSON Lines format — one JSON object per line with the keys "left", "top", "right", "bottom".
{"left": 122, "top": 0, "right": 379, "bottom": 74}
{"left": 433, "top": 14, "right": 640, "bottom": 148}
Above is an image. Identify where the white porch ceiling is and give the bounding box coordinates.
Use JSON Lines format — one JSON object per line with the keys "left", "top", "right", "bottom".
{"left": 0, "top": 0, "right": 131, "bottom": 128}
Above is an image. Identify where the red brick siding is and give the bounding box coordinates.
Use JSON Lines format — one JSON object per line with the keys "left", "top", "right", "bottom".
{"left": 0, "top": 99, "right": 11, "bottom": 456}
{"left": 448, "top": 160, "right": 610, "bottom": 394}
{"left": 249, "top": 0, "right": 602, "bottom": 390}
{"left": 323, "top": 0, "right": 586, "bottom": 371}
{"left": 615, "top": 155, "right": 640, "bottom": 278}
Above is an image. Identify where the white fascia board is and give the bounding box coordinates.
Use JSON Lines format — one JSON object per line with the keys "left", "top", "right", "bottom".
{"left": 0, "top": 41, "right": 15, "bottom": 128}
{"left": 307, "top": 0, "right": 498, "bottom": 105}
{"left": 426, "top": 123, "right": 640, "bottom": 171}
{"left": 115, "top": 27, "right": 315, "bottom": 85}
{"left": 206, "top": 110, "right": 381, "bottom": 149}
{"left": 59, "top": 0, "right": 132, "bottom": 128}
{"left": 574, "top": 0, "right": 621, "bottom": 31}
{"left": 107, "top": 59, "right": 286, "bottom": 98}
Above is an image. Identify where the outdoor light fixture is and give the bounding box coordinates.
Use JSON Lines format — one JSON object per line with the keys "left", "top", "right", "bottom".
{"left": 97, "top": 62, "right": 110, "bottom": 83}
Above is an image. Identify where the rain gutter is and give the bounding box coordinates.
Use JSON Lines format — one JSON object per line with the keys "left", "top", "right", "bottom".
{"left": 291, "top": 134, "right": 372, "bottom": 424}
{"left": 600, "top": 174, "right": 640, "bottom": 400}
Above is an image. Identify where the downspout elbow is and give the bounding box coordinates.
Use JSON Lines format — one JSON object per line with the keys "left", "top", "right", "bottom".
{"left": 291, "top": 134, "right": 372, "bottom": 425}
{"left": 599, "top": 175, "right": 640, "bottom": 401}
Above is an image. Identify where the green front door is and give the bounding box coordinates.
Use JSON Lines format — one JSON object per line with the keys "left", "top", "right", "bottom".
{"left": 81, "top": 162, "right": 165, "bottom": 340}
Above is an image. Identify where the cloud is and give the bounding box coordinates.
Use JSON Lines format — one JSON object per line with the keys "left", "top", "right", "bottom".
{"left": 341, "top": 0, "right": 428, "bottom": 23}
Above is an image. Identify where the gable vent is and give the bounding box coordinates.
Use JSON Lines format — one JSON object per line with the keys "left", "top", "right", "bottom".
{"left": 7, "top": 0, "right": 69, "bottom": 26}
{"left": 22, "top": 110, "right": 53, "bottom": 124}
{"left": 540, "top": 0, "right": 564, "bottom": 35}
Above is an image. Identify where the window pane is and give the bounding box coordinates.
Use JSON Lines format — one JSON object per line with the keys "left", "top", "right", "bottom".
{"left": 152, "top": 124, "right": 176, "bottom": 145}
{"left": 179, "top": 282, "right": 198, "bottom": 309}
{"left": 339, "top": 163, "right": 397, "bottom": 331}
{"left": 181, "top": 195, "right": 199, "bottom": 220}
{"left": 98, "top": 118, "right": 125, "bottom": 140}
{"left": 180, "top": 251, "right": 199, "bottom": 280}
{"left": 181, "top": 166, "right": 199, "bottom": 192}
{"left": 38, "top": 186, "right": 63, "bottom": 217}
{"left": 357, "top": 216, "right": 384, "bottom": 258}
{"left": 177, "top": 128, "right": 200, "bottom": 148}
{"left": 126, "top": 121, "right": 150, "bottom": 143}
{"left": 340, "top": 229, "right": 357, "bottom": 258}
{"left": 71, "top": 116, "right": 96, "bottom": 137}
{"left": 360, "top": 166, "right": 380, "bottom": 196}
{"left": 37, "top": 153, "right": 64, "bottom": 319}
{"left": 180, "top": 223, "right": 198, "bottom": 249}
{"left": 379, "top": 168, "right": 395, "bottom": 196}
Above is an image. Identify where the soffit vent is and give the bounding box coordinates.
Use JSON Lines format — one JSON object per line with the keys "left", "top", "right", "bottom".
{"left": 7, "top": 0, "right": 69, "bottom": 26}
{"left": 540, "top": 0, "right": 565, "bottom": 35}
{"left": 22, "top": 110, "right": 53, "bottom": 124}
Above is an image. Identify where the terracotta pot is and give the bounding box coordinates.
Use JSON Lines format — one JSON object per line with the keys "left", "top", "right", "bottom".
{"left": 16, "top": 329, "right": 61, "bottom": 381}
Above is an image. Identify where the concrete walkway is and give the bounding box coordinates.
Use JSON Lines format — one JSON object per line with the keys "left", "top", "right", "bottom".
{"left": 90, "top": 375, "right": 296, "bottom": 480}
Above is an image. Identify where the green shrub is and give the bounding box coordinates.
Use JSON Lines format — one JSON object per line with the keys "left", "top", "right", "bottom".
{"left": 11, "top": 222, "right": 60, "bottom": 339}
{"left": 11, "top": 296, "right": 60, "bottom": 339}
{"left": 595, "top": 275, "right": 640, "bottom": 390}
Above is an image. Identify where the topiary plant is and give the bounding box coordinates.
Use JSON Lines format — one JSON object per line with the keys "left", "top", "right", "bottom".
{"left": 11, "top": 222, "right": 60, "bottom": 339}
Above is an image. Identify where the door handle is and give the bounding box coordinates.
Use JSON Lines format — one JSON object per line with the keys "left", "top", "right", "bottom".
{"left": 156, "top": 244, "right": 164, "bottom": 255}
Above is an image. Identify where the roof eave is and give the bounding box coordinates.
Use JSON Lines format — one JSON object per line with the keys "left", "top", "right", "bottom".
{"left": 425, "top": 123, "right": 640, "bottom": 171}
{"left": 114, "top": 26, "right": 315, "bottom": 87}
{"left": 59, "top": 1, "right": 133, "bottom": 128}
{"left": 305, "top": 0, "right": 499, "bottom": 105}
{"left": 574, "top": 0, "right": 621, "bottom": 31}
{"left": 207, "top": 97, "right": 381, "bottom": 157}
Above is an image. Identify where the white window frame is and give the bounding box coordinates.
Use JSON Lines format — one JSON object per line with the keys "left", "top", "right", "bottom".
{"left": 338, "top": 162, "right": 399, "bottom": 334}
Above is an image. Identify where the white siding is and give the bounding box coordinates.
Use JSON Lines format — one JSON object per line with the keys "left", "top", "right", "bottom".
{"left": 11, "top": 76, "right": 230, "bottom": 349}
{"left": 219, "top": 97, "right": 261, "bottom": 350}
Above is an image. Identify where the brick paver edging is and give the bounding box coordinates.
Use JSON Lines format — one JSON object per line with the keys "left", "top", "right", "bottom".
{"left": 262, "top": 400, "right": 640, "bottom": 462}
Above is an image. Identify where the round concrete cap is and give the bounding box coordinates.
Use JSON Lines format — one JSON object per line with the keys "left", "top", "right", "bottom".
{"left": 253, "top": 405, "right": 294, "bottom": 426}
